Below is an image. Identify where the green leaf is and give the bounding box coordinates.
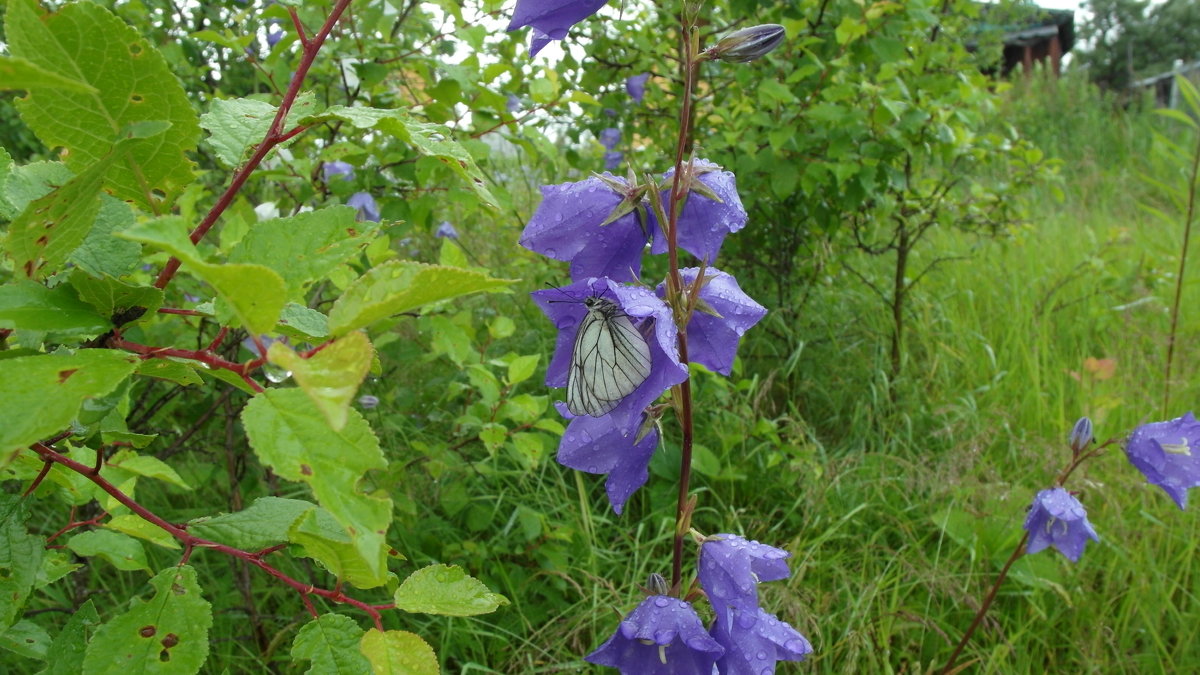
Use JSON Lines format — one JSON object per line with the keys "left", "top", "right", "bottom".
{"left": 276, "top": 303, "right": 330, "bottom": 341}
{"left": 0, "top": 618, "right": 50, "bottom": 660}
{"left": 40, "top": 599, "right": 100, "bottom": 675}
{"left": 299, "top": 106, "right": 499, "bottom": 208}
{"left": 268, "top": 331, "right": 374, "bottom": 431}
{"left": 68, "top": 197, "right": 143, "bottom": 279}
{"left": 5, "top": 153, "right": 113, "bottom": 280}
{"left": 328, "top": 261, "right": 514, "bottom": 336}
{"left": 187, "top": 497, "right": 315, "bottom": 551}
{"left": 199, "top": 92, "right": 319, "bottom": 168}
{"left": 291, "top": 614, "right": 370, "bottom": 675}
{"left": 359, "top": 629, "right": 439, "bottom": 675}
{"left": 393, "top": 564, "right": 508, "bottom": 617}
{"left": 438, "top": 238, "right": 467, "bottom": 268}
{"left": 288, "top": 507, "right": 389, "bottom": 588}
{"left": 120, "top": 216, "right": 286, "bottom": 334}
{"left": 104, "top": 515, "right": 180, "bottom": 550}
{"left": 835, "top": 16, "right": 867, "bottom": 45}
{"left": 227, "top": 206, "right": 380, "bottom": 300}
{"left": 68, "top": 271, "right": 164, "bottom": 324}
{"left": 0, "top": 351, "right": 139, "bottom": 465}
{"left": 0, "top": 497, "right": 42, "bottom": 632}
{"left": 134, "top": 359, "right": 202, "bottom": 387}
{"left": 66, "top": 530, "right": 150, "bottom": 572}
{"left": 6, "top": 0, "right": 199, "bottom": 208}
{"left": 106, "top": 450, "right": 190, "bottom": 490}
{"left": 82, "top": 566, "right": 212, "bottom": 675}
{"left": 0, "top": 281, "right": 111, "bottom": 335}
{"left": 241, "top": 389, "right": 391, "bottom": 587}
{"left": 506, "top": 354, "right": 539, "bottom": 386}
{"left": 0, "top": 56, "right": 97, "bottom": 93}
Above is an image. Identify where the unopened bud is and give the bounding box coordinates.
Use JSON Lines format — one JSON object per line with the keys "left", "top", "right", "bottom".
{"left": 645, "top": 573, "right": 669, "bottom": 596}
{"left": 1069, "top": 417, "right": 1094, "bottom": 453}
{"left": 706, "top": 24, "right": 786, "bottom": 63}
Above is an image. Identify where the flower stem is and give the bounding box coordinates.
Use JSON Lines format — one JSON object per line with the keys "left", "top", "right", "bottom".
{"left": 940, "top": 532, "right": 1028, "bottom": 674}
{"left": 667, "top": 14, "right": 700, "bottom": 594}
{"left": 1162, "top": 122, "right": 1200, "bottom": 416}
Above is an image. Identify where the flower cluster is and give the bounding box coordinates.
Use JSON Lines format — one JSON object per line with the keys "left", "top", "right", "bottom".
{"left": 586, "top": 536, "right": 811, "bottom": 673}
{"left": 521, "top": 160, "right": 763, "bottom": 512}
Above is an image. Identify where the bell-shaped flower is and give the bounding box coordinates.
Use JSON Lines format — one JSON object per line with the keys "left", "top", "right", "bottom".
{"left": 1126, "top": 412, "right": 1200, "bottom": 509}
{"left": 658, "top": 268, "right": 765, "bottom": 375}
{"left": 520, "top": 174, "right": 655, "bottom": 283}
{"left": 435, "top": 221, "right": 459, "bottom": 239}
{"left": 531, "top": 278, "right": 687, "bottom": 433}
{"left": 627, "top": 73, "right": 651, "bottom": 103}
{"left": 699, "top": 534, "right": 791, "bottom": 622}
{"left": 586, "top": 595, "right": 724, "bottom": 673}
{"left": 1022, "top": 487, "right": 1099, "bottom": 562}
{"left": 347, "top": 192, "right": 380, "bottom": 223}
{"left": 652, "top": 159, "right": 747, "bottom": 262}
{"left": 556, "top": 406, "right": 658, "bottom": 514}
{"left": 267, "top": 26, "right": 286, "bottom": 48}
{"left": 322, "top": 160, "right": 355, "bottom": 182}
{"left": 506, "top": 94, "right": 522, "bottom": 112}
{"left": 706, "top": 24, "right": 787, "bottom": 63}
{"left": 712, "top": 607, "right": 812, "bottom": 674}
{"left": 507, "top": 0, "right": 608, "bottom": 57}
{"left": 357, "top": 395, "right": 379, "bottom": 410}
{"left": 599, "top": 127, "right": 622, "bottom": 150}
{"left": 604, "top": 151, "right": 624, "bottom": 170}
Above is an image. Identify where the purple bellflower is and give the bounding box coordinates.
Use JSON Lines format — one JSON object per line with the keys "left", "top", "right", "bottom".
{"left": 1126, "top": 412, "right": 1200, "bottom": 509}
{"left": 555, "top": 405, "right": 658, "bottom": 514}
{"left": 599, "top": 127, "right": 622, "bottom": 150}
{"left": 712, "top": 607, "right": 812, "bottom": 674}
{"left": 506, "top": 94, "right": 522, "bottom": 113}
{"left": 531, "top": 278, "right": 687, "bottom": 433}
{"left": 657, "top": 268, "right": 766, "bottom": 375}
{"left": 357, "top": 395, "right": 380, "bottom": 409}
{"left": 586, "top": 595, "right": 724, "bottom": 673}
{"left": 519, "top": 174, "right": 656, "bottom": 283}
{"left": 627, "top": 73, "right": 651, "bottom": 103}
{"left": 651, "top": 159, "right": 747, "bottom": 262}
{"left": 347, "top": 192, "right": 380, "bottom": 223}
{"left": 1022, "top": 487, "right": 1099, "bottom": 562}
{"left": 604, "top": 151, "right": 624, "bottom": 170}
{"left": 507, "top": 0, "right": 608, "bottom": 57}
{"left": 698, "top": 534, "right": 791, "bottom": 622}
{"left": 266, "top": 27, "right": 285, "bottom": 48}
{"left": 435, "top": 221, "right": 459, "bottom": 239}
{"left": 322, "top": 160, "right": 355, "bottom": 182}
{"left": 706, "top": 24, "right": 787, "bottom": 63}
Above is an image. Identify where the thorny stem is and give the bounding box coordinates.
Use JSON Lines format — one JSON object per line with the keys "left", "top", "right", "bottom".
{"left": 29, "top": 441, "right": 394, "bottom": 630}
{"left": 1162, "top": 123, "right": 1200, "bottom": 416}
{"left": 154, "top": 0, "right": 354, "bottom": 290}
{"left": 668, "top": 15, "right": 700, "bottom": 593}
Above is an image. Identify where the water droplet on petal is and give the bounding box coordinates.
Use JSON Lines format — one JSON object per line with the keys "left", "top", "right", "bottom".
{"left": 653, "top": 596, "right": 671, "bottom": 607}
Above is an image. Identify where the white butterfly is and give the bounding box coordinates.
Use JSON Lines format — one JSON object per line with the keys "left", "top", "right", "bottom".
{"left": 566, "top": 296, "right": 652, "bottom": 417}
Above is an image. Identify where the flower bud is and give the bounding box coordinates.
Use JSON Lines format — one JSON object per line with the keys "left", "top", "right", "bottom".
{"left": 645, "top": 572, "right": 669, "bottom": 596}
{"left": 357, "top": 395, "right": 380, "bottom": 410}
{"left": 707, "top": 24, "right": 786, "bottom": 63}
{"left": 1069, "top": 417, "right": 1094, "bottom": 453}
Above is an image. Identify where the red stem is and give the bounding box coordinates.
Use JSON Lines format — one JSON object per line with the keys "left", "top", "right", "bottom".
{"left": 30, "top": 441, "right": 391, "bottom": 629}
{"left": 940, "top": 532, "right": 1028, "bottom": 674}
{"left": 154, "top": 0, "right": 354, "bottom": 290}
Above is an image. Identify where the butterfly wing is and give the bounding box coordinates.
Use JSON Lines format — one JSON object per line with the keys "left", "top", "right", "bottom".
{"left": 566, "top": 300, "right": 652, "bottom": 417}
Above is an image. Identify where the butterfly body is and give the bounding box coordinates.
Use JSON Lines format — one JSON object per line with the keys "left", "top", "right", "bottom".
{"left": 566, "top": 297, "right": 652, "bottom": 416}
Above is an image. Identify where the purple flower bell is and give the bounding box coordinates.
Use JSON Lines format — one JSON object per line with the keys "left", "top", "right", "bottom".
{"left": 627, "top": 73, "right": 651, "bottom": 103}
{"left": 712, "top": 607, "right": 812, "bottom": 674}
{"left": 599, "top": 127, "right": 621, "bottom": 150}
{"left": 586, "top": 595, "right": 724, "bottom": 673}
{"left": 347, "top": 192, "right": 380, "bottom": 223}
{"left": 530, "top": 278, "right": 687, "bottom": 433}
{"left": 507, "top": 0, "right": 609, "bottom": 57}
{"left": 556, "top": 406, "right": 658, "bottom": 514}
{"left": 357, "top": 395, "right": 380, "bottom": 409}
{"left": 322, "top": 161, "right": 355, "bottom": 182}
{"left": 266, "top": 27, "right": 285, "bottom": 48}
{"left": 506, "top": 94, "right": 522, "bottom": 113}
{"left": 698, "top": 534, "right": 791, "bottom": 622}
{"left": 519, "top": 174, "right": 656, "bottom": 283}
{"left": 657, "top": 268, "right": 765, "bottom": 375}
{"left": 1126, "top": 412, "right": 1200, "bottom": 508}
{"left": 604, "top": 151, "right": 624, "bottom": 170}
{"left": 1022, "top": 488, "right": 1099, "bottom": 562}
{"left": 652, "top": 159, "right": 747, "bottom": 262}
{"left": 435, "top": 221, "right": 459, "bottom": 239}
